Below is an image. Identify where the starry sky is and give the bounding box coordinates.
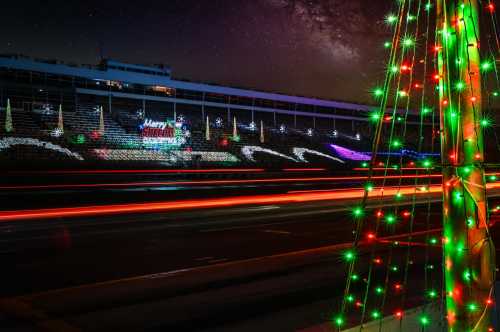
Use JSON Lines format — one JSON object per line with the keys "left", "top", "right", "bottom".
{"left": 0, "top": 0, "right": 393, "bottom": 103}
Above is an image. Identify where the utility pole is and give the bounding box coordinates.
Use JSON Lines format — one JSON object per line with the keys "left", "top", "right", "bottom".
{"left": 437, "top": 1, "right": 495, "bottom": 330}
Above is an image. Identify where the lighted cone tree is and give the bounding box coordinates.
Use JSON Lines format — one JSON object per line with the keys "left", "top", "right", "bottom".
{"left": 57, "top": 104, "right": 64, "bottom": 133}
{"left": 336, "top": 0, "right": 498, "bottom": 331}
{"left": 98, "top": 106, "right": 105, "bottom": 136}
{"left": 437, "top": 0, "right": 495, "bottom": 330}
{"left": 206, "top": 116, "right": 210, "bottom": 141}
{"left": 5, "top": 98, "right": 13, "bottom": 133}
{"left": 233, "top": 116, "right": 238, "bottom": 140}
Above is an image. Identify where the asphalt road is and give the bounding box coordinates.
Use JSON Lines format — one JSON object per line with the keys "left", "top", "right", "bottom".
{"left": 1, "top": 175, "right": 499, "bottom": 331}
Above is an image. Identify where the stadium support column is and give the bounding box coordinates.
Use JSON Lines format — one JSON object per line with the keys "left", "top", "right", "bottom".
{"left": 108, "top": 94, "right": 112, "bottom": 114}
{"left": 202, "top": 92, "right": 206, "bottom": 123}
{"left": 437, "top": 1, "right": 495, "bottom": 330}
{"left": 251, "top": 98, "right": 255, "bottom": 123}
{"left": 294, "top": 103, "right": 297, "bottom": 128}
{"left": 227, "top": 96, "right": 231, "bottom": 125}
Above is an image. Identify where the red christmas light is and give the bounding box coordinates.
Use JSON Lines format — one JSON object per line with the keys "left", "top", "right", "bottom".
{"left": 475, "top": 153, "right": 481, "bottom": 159}
{"left": 373, "top": 257, "right": 383, "bottom": 265}
{"left": 470, "top": 96, "right": 477, "bottom": 102}
{"left": 443, "top": 99, "right": 449, "bottom": 106}
{"left": 394, "top": 310, "right": 403, "bottom": 319}
{"left": 486, "top": 298, "right": 494, "bottom": 305}
{"left": 394, "top": 283, "right": 403, "bottom": 291}
{"left": 402, "top": 211, "right": 411, "bottom": 218}
{"left": 488, "top": 3, "right": 495, "bottom": 13}
{"left": 376, "top": 210, "right": 384, "bottom": 218}
{"left": 400, "top": 64, "right": 412, "bottom": 72}
{"left": 366, "top": 232, "right": 376, "bottom": 240}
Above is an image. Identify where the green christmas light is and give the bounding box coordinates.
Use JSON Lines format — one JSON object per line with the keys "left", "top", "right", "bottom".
{"left": 334, "top": 315, "right": 344, "bottom": 327}
{"left": 463, "top": 270, "right": 472, "bottom": 282}
{"left": 489, "top": 175, "right": 497, "bottom": 181}
{"left": 402, "top": 37, "right": 414, "bottom": 47}
{"left": 466, "top": 217, "right": 474, "bottom": 228}
{"left": 371, "top": 310, "right": 381, "bottom": 319}
{"left": 422, "top": 107, "right": 432, "bottom": 114}
{"left": 384, "top": 41, "right": 391, "bottom": 48}
{"left": 351, "top": 274, "right": 359, "bottom": 281}
{"left": 395, "top": 192, "right": 403, "bottom": 199}
{"left": 429, "top": 237, "right": 438, "bottom": 245}
{"left": 423, "top": 160, "right": 432, "bottom": 168}
{"left": 385, "top": 214, "right": 396, "bottom": 224}
{"left": 361, "top": 162, "right": 369, "bottom": 168}
{"left": 455, "top": 81, "right": 466, "bottom": 91}
{"left": 420, "top": 316, "right": 430, "bottom": 326}
{"left": 428, "top": 290, "right": 438, "bottom": 298}
{"left": 386, "top": 14, "right": 397, "bottom": 25}
{"left": 481, "top": 118, "right": 491, "bottom": 127}
{"left": 344, "top": 250, "right": 356, "bottom": 262}
{"left": 365, "top": 183, "right": 374, "bottom": 192}
{"left": 373, "top": 88, "right": 384, "bottom": 98}
{"left": 346, "top": 294, "right": 355, "bottom": 303}
{"left": 453, "top": 190, "right": 463, "bottom": 202}
{"left": 407, "top": 14, "right": 416, "bottom": 21}
{"left": 390, "top": 265, "right": 399, "bottom": 272}
{"left": 481, "top": 61, "right": 493, "bottom": 72}
{"left": 493, "top": 91, "right": 499, "bottom": 97}
{"left": 375, "top": 286, "right": 384, "bottom": 294}
{"left": 467, "top": 303, "right": 478, "bottom": 312}
{"left": 425, "top": 2, "right": 432, "bottom": 11}
{"left": 390, "top": 65, "right": 399, "bottom": 74}
{"left": 392, "top": 140, "right": 402, "bottom": 148}
{"left": 353, "top": 207, "right": 364, "bottom": 217}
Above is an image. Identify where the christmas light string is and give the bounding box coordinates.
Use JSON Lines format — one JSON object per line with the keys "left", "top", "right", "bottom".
{"left": 337, "top": 0, "right": 407, "bottom": 328}
{"left": 337, "top": 1, "right": 499, "bottom": 330}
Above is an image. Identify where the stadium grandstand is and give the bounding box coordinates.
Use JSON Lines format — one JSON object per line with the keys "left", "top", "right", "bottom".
{"left": 0, "top": 54, "right": 438, "bottom": 169}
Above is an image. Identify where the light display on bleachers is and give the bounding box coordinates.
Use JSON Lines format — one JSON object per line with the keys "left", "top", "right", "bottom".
{"left": 0, "top": 137, "right": 83, "bottom": 160}
{"left": 140, "top": 118, "right": 186, "bottom": 146}
{"left": 93, "top": 149, "right": 239, "bottom": 163}
{"left": 241, "top": 146, "right": 298, "bottom": 163}
{"left": 330, "top": 144, "right": 371, "bottom": 161}
{"left": 292, "top": 147, "right": 344, "bottom": 164}
{"left": 5, "top": 99, "right": 13, "bottom": 133}
{"left": 93, "top": 149, "right": 174, "bottom": 162}
{"left": 170, "top": 151, "right": 239, "bottom": 163}
{"left": 215, "top": 117, "right": 223, "bottom": 128}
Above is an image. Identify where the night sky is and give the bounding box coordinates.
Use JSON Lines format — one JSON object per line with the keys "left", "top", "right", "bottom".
{"left": 1, "top": 1, "right": 393, "bottom": 103}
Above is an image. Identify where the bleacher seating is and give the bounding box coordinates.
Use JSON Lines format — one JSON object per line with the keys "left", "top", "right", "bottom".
{"left": 0, "top": 105, "right": 438, "bottom": 168}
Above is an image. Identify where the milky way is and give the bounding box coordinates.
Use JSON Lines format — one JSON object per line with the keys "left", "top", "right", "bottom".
{"left": 0, "top": 0, "right": 394, "bottom": 103}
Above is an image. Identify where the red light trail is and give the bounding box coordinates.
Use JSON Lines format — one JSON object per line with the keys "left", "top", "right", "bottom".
{"left": 5, "top": 182, "right": 500, "bottom": 222}
{"left": 0, "top": 174, "right": 442, "bottom": 190}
